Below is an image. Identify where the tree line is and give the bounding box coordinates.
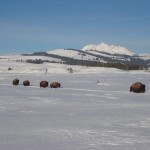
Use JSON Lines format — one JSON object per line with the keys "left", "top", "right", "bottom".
{"left": 23, "top": 52, "right": 149, "bottom": 70}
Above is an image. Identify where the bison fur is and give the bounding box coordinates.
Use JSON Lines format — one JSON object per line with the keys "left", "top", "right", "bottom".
{"left": 40, "top": 81, "right": 48, "bottom": 88}
{"left": 13, "top": 78, "right": 19, "bottom": 86}
{"left": 23, "top": 80, "right": 30, "bottom": 86}
{"left": 130, "top": 82, "right": 145, "bottom": 93}
{"left": 50, "top": 82, "right": 61, "bottom": 88}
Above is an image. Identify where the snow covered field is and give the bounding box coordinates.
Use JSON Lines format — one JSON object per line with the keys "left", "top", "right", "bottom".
{"left": 0, "top": 61, "right": 150, "bottom": 150}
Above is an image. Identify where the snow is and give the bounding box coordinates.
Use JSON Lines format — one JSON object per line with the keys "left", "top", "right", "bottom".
{"left": 82, "top": 42, "right": 136, "bottom": 56}
{"left": 83, "top": 50, "right": 131, "bottom": 61}
{"left": 47, "top": 49, "right": 105, "bottom": 62}
{"left": 0, "top": 59, "right": 150, "bottom": 150}
{"left": 0, "top": 54, "right": 62, "bottom": 63}
{"left": 138, "top": 53, "right": 150, "bottom": 60}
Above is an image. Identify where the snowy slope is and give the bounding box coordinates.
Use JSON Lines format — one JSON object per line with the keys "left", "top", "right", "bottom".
{"left": 0, "top": 60, "right": 150, "bottom": 150}
{"left": 138, "top": 53, "right": 150, "bottom": 60}
{"left": 47, "top": 49, "right": 81, "bottom": 58}
{"left": 83, "top": 50, "right": 131, "bottom": 61}
{"left": 0, "top": 59, "right": 74, "bottom": 74}
{"left": 82, "top": 42, "right": 135, "bottom": 56}
{"left": 47, "top": 49, "right": 105, "bottom": 62}
{"left": 0, "top": 54, "right": 62, "bottom": 62}
{"left": 1, "top": 43, "right": 149, "bottom": 69}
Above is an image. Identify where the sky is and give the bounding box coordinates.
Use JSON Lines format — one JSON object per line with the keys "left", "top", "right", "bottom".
{"left": 0, "top": 0, "right": 150, "bottom": 55}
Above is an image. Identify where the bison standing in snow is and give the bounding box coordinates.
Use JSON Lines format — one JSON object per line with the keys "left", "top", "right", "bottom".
{"left": 50, "top": 82, "right": 61, "bottom": 88}
{"left": 23, "top": 80, "right": 30, "bottom": 86}
{"left": 13, "top": 78, "right": 19, "bottom": 86}
{"left": 40, "top": 81, "right": 48, "bottom": 88}
{"left": 130, "top": 82, "right": 145, "bottom": 93}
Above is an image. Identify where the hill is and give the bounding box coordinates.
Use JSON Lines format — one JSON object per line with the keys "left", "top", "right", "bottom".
{"left": 0, "top": 43, "right": 150, "bottom": 70}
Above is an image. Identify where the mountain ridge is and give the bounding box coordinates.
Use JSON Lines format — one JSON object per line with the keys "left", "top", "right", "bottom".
{"left": 1, "top": 43, "right": 150, "bottom": 70}
{"left": 81, "top": 42, "right": 135, "bottom": 56}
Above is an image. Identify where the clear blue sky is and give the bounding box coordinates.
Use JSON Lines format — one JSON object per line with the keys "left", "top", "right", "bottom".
{"left": 0, "top": 0, "right": 150, "bottom": 55}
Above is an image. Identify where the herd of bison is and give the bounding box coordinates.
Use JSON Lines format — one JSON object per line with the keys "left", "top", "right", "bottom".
{"left": 12, "top": 78, "right": 61, "bottom": 88}
{"left": 12, "top": 78, "right": 146, "bottom": 93}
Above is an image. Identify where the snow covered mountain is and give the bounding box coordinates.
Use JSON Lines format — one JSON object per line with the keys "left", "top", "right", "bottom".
{"left": 0, "top": 43, "right": 150, "bottom": 70}
{"left": 47, "top": 49, "right": 104, "bottom": 62}
{"left": 46, "top": 43, "right": 136, "bottom": 62}
{"left": 82, "top": 42, "right": 135, "bottom": 56}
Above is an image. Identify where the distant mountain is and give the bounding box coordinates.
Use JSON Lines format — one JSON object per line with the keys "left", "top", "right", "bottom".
{"left": 47, "top": 49, "right": 106, "bottom": 63}
{"left": 1, "top": 43, "right": 150, "bottom": 70}
{"left": 82, "top": 42, "right": 135, "bottom": 56}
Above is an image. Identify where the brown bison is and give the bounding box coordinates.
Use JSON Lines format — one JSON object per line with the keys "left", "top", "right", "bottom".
{"left": 13, "top": 78, "right": 19, "bottom": 85}
{"left": 23, "top": 80, "right": 30, "bottom": 86}
{"left": 40, "top": 81, "right": 48, "bottom": 88}
{"left": 50, "top": 82, "right": 61, "bottom": 88}
{"left": 130, "top": 82, "right": 145, "bottom": 93}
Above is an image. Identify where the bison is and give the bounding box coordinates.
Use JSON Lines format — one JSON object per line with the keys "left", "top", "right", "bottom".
{"left": 13, "top": 78, "right": 19, "bottom": 86}
{"left": 40, "top": 81, "right": 48, "bottom": 88}
{"left": 130, "top": 82, "right": 145, "bottom": 93}
{"left": 23, "top": 80, "right": 30, "bottom": 86}
{"left": 50, "top": 82, "right": 61, "bottom": 88}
